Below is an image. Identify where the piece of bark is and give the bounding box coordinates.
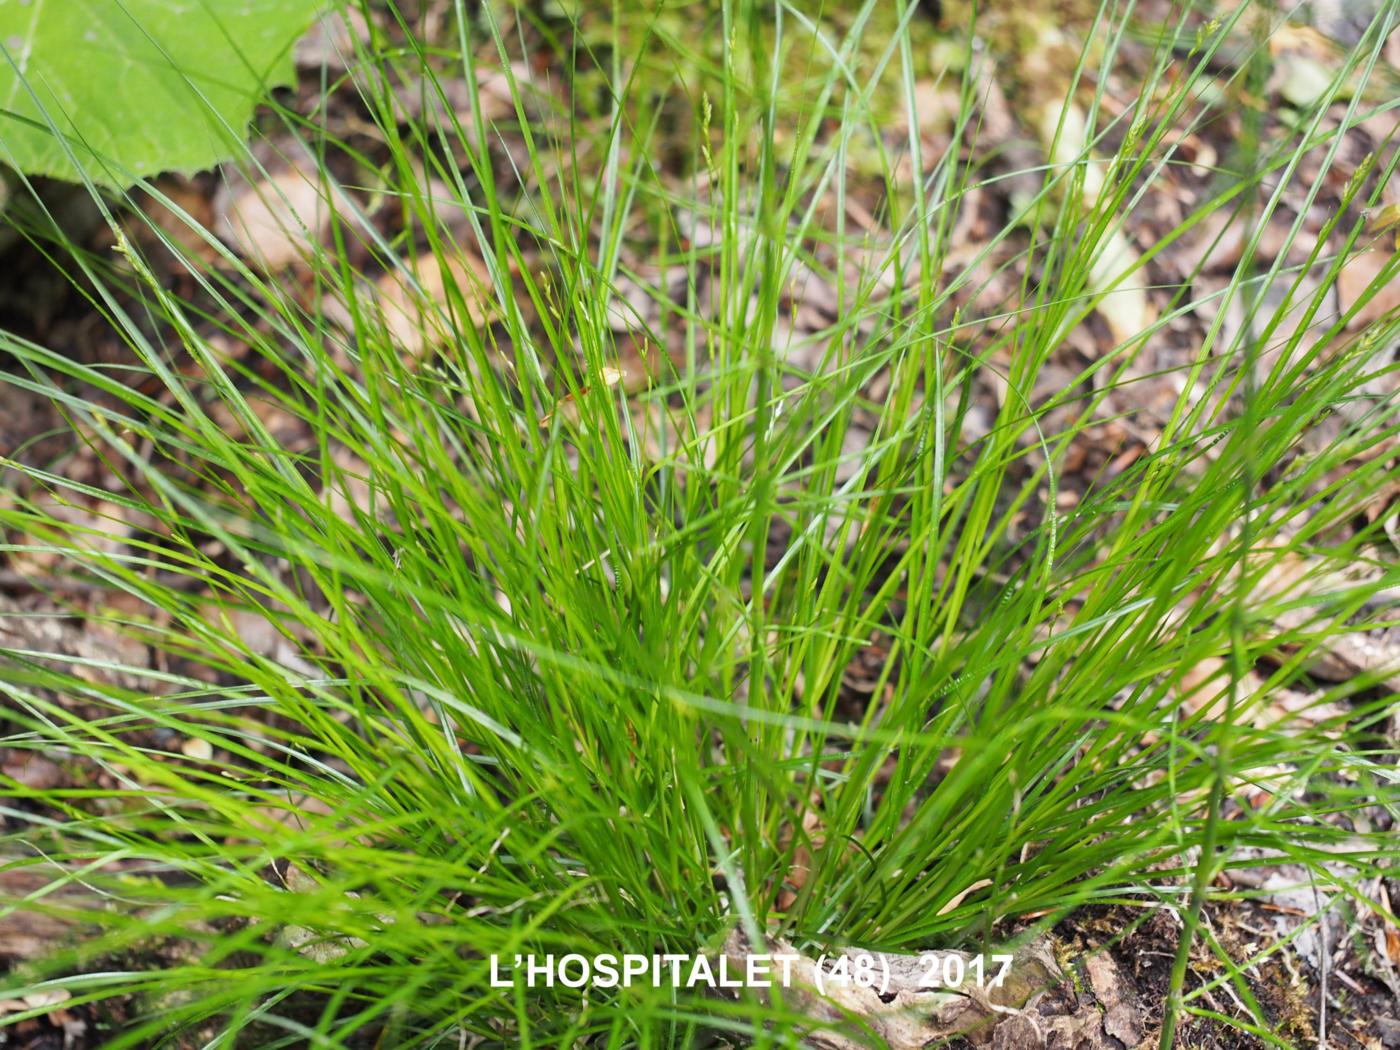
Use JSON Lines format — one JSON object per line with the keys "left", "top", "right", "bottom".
{"left": 1084, "top": 952, "right": 1143, "bottom": 1047}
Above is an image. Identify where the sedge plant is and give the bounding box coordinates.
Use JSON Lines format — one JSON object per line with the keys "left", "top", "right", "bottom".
{"left": 1, "top": 0, "right": 1399, "bottom": 1046}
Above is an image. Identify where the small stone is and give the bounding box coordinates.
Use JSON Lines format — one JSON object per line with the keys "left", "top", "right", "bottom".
{"left": 181, "top": 737, "right": 214, "bottom": 762}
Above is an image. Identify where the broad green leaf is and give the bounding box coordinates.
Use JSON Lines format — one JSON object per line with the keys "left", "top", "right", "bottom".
{"left": 0, "top": 0, "right": 324, "bottom": 187}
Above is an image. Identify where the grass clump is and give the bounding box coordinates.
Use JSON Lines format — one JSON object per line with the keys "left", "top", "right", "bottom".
{"left": 1, "top": 0, "right": 1398, "bottom": 1046}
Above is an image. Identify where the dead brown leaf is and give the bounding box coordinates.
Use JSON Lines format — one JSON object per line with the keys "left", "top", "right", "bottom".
{"left": 774, "top": 804, "right": 826, "bottom": 912}
{"left": 1338, "top": 244, "right": 1400, "bottom": 330}
{"left": 721, "top": 928, "right": 1063, "bottom": 1049}
{"left": 214, "top": 166, "right": 332, "bottom": 269}
{"left": 1, "top": 752, "right": 64, "bottom": 790}
{"left": 375, "top": 248, "right": 496, "bottom": 361}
